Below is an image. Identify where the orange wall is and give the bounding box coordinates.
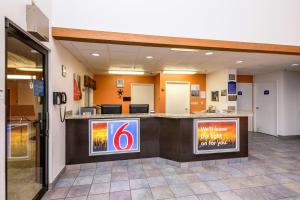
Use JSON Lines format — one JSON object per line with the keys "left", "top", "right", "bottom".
{"left": 237, "top": 75, "right": 253, "bottom": 83}
{"left": 154, "top": 74, "right": 160, "bottom": 112}
{"left": 93, "top": 75, "right": 155, "bottom": 113}
{"left": 93, "top": 73, "right": 206, "bottom": 114}
{"left": 7, "top": 80, "right": 18, "bottom": 105}
{"left": 159, "top": 74, "right": 206, "bottom": 113}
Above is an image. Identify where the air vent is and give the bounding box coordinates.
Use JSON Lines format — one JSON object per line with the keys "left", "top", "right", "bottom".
{"left": 26, "top": 3, "right": 49, "bottom": 42}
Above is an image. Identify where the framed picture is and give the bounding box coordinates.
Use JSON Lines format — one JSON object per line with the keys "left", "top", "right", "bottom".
{"left": 229, "top": 74, "right": 236, "bottom": 81}
{"left": 194, "top": 118, "right": 240, "bottom": 154}
{"left": 228, "top": 95, "right": 237, "bottom": 101}
{"left": 8, "top": 123, "right": 31, "bottom": 160}
{"left": 221, "top": 89, "right": 227, "bottom": 96}
{"left": 73, "top": 73, "right": 82, "bottom": 100}
{"left": 117, "top": 79, "right": 124, "bottom": 88}
{"left": 211, "top": 91, "right": 219, "bottom": 102}
{"left": 191, "top": 84, "right": 200, "bottom": 97}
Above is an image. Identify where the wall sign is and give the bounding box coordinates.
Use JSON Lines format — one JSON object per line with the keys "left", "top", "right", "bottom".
{"left": 33, "top": 80, "right": 44, "bottom": 96}
{"left": 264, "top": 90, "right": 270, "bottom": 95}
{"left": 228, "top": 81, "right": 237, "bottom": 94}
{"left": 89, "top": 119, "right": 140, "bottom": 156}
{"left": 194, "top": 118, "right": 239, "bottom": 154}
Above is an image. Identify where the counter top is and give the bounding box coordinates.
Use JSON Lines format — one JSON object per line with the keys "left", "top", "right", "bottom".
{"left": 66, "top": 112, "right": 252, "bottom": 120}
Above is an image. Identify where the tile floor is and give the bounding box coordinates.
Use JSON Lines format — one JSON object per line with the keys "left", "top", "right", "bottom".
{"left": 43, "top": 132, "right": 300, "bottom": 200}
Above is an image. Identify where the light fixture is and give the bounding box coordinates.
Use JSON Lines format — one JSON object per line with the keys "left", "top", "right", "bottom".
{"left": 291, "top": 63, "right": 299, "bottom": 66}
{"left": 7, "top": 75, "right": 37, "bottom": 80}
{"left": 90, "top": 53, "right": 100, "bottom": 57}
{"left": 108, "top": 70, "right": 145, "bottom": 75}
{"left": 236, "top": 60, "right": 244, "bottom": 64}
{"left": 170, "top": 48, "right": 198, "bottom": 52}
{"left": 17, "top": 67, "right": 43, "bottom": 72}
{"left": 162, "top": 70, "right": 197, "bottom": 75}
{"left": 145, "top": 56, "right": 153, "bottom": 59}
{"left": 205, "top": 52, "right": 214, "bottom": 56}
{"left": 30, "top": 49, "right": 39, "bottom": 54}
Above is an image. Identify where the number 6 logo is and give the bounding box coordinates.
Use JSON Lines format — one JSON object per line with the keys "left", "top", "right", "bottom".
{"left": 113, "top": 123, "right": 133, "bottom": 150}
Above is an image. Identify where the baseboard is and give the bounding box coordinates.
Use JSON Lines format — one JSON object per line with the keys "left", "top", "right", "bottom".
{"left": 48, "top": 166, "right": 66, "bottom": 190}
{"left": 278, "top": 135, "right": 300, "bottom": 139}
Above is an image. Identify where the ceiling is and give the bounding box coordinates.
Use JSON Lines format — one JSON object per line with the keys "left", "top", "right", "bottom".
{"left": 59, "top": 40, "right": 300, "bottom": 75}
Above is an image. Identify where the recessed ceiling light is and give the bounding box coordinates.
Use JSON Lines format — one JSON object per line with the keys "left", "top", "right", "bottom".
{"left": 236, "top": 60, "right": 244, "bottom": 64}
{"left": 162, "top": 70, "right": 197, "bottom": 75}
{"left": 170, "top": 48, "right": 198, "bottom": 52}
{"left": 90, "top": 53, "right": 100, "bottom": 57}
{"left": 205, "top": 52, "right": 214, "bottom": 56}
{"left": 291, "top": 63, "right": 299, "bottom": 66}
{"left": 7, "top": 75, "right": 37, "bottom": 80}
{"left": 146, "top": 56, "right": 153, "bottom": 59}
{"left": 108, "top": 70, "right": 144, "bottom": 75}
{"left": 17, "top": 67, "right": 43, "bottom": 72}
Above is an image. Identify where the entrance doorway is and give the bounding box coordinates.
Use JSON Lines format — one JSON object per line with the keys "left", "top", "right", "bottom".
{"left": 131, "top": 83, "right": 154, "bottom": 112}
{"left": 165, "top": 82, "right": 190, "bottom": 114}
{"left": 254, "top": 82, "right": 277, "bottom": 136}
{"left": 5, "top": 19, "right": 48, "bottom": 200}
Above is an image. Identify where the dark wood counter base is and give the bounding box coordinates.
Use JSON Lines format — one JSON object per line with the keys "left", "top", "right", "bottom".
{"left": 66, "top": 117, "right": 248, "bottom": 165}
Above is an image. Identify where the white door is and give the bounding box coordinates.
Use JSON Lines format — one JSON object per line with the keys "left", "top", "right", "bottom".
{"left": 131, "top": 83, "right": 154, "bottom": 112}
{"left": 237, "top": 83, "right": 253, "bottom": 131}
{"left": 166, "top": 82, "right": 190, "bottom": 114}
{"left": 254, "top": 82, "right": 277, "bottom": 136}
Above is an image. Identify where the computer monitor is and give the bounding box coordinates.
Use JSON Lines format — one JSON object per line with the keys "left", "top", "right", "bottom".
{"left": 101, "top": 104, "right": 122, "bottom": 114}
{"left": 129, "top": 104, "right": 149, "bottom": 114}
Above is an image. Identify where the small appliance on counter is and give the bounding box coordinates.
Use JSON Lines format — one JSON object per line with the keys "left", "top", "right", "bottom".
{"left": 80, "top": 107, "right": 96, "bottom": 116}
{"left": 207, "top": 105, "right": 216, "bottom": 113}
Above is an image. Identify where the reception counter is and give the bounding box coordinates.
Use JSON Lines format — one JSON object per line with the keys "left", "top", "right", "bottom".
{"left": 65, "top": 113, "right": 250, "bottom": 165}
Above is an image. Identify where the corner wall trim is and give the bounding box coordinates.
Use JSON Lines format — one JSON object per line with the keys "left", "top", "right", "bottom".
{"left": 48, "top": 167, "right": 65, "bottom": 190}
{"left": 52, "top": 27, "right": 300, "bottom": 55}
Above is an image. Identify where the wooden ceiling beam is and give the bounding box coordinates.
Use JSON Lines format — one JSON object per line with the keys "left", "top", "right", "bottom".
{"left": 52, "top": 27, "right": 300, "bottom": 55}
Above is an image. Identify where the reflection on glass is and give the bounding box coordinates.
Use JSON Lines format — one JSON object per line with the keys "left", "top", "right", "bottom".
{"left": 7, "top": 35, "right": 45, "bottom": 200}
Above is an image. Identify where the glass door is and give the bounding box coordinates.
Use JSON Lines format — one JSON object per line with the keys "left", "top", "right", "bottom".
{"left": 5, "top": 19, "right": 48, "bottom": 200}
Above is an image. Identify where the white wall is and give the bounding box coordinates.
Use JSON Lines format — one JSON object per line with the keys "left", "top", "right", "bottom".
{"left": 49, "top": 40, "right": 93, "bottom": 182}
{"left": 206, "top": 69, "right": 229, "bottom": 112}
{"left": 281, "top": 71, "right": 300, "bottom": 135}
{"left": 52, "top": 0, "right": 300, "bottom": 46}
{"left": 254, "top": 71, "right": 283, "bottom": 135}
{"left": 253, "top": 70, "right": 300, "bottom": 136}
{"left": 0, "top": 1, "right": 93, "bottom": 199}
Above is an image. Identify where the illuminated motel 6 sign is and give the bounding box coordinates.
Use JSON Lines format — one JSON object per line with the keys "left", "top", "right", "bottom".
{"left": 89, "top": 119, "right": 140, "bottom": 156}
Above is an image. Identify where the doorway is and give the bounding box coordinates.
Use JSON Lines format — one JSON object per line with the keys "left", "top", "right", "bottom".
{"left": 254, "top": 82, "right": 277, "bottom": 136}
{"left": 165, "top": 82, "right": 190, "bottom": 114}
{"left": 5, "top": 19, "right": 48, "bottom": 200}
{"left": 131, "top": 83, "right": 154, "bottom": 112}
